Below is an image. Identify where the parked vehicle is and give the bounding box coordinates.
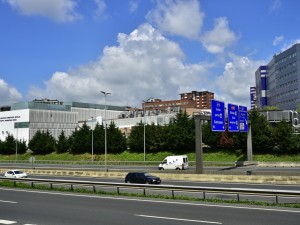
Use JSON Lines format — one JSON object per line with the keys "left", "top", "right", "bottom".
{"left": 125, "top": 172, "right": 161, "bottom": 184}
{"left": 158, "top": 155, "right": 189, "bottom": 170}
{"left": 4, "top": 170, "right": 27, "bottom": 178}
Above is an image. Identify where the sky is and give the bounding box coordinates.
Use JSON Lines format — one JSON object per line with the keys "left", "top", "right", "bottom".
{"left": 1, "top": 0, "right": 300, "bottom": 109}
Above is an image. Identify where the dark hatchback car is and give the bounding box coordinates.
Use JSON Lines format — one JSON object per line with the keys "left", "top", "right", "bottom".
{"left": 125, "top": 172, "right": 161, "bottom": 184}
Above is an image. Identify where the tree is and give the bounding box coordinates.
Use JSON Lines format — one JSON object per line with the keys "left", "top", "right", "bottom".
{"left": 92, "top": 123, "right": 105, "bottom": 154}
{"left": 165, "top": 111, "right": 195, "bottom": 153}
{"left": 248, "top": 110, "right": 273, "bottom": 153}
{"left": 271, "top": 120, "right": 300, "bottom": 153}
{"left": 69, "top": 123, "right": 90, "bottom": 154}
{"left": 28, "top": 130, "right": 56, "bottom": 154}
{"left": 202, "top": 122, "right": 222, "bottom": 149}
{"left": 1, "top": 135, "right": 16, "bottom": 155}
{"left": 107, "top": 122, "right": 127, "bottom": 153}
{"left": 127, "top": 121, "right": 144, "bottom": 152}
{"left": 56, "top": 130, "right": 69, "bottom": 153}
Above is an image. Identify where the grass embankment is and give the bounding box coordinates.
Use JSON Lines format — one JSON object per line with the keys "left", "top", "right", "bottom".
{"left": 1, "top": 149, "right": 300, "bottom": 162}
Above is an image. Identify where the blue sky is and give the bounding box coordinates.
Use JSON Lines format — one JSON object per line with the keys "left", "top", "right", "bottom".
{"left": 1, "top": 0, "right": 300, "bottom": 108}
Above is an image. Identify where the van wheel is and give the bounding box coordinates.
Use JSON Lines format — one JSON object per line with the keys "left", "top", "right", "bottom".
{"left": 176, "top": 167, "right": 180, "bottom": 170}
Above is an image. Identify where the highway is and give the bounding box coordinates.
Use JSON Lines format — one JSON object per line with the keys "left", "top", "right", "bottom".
{"left": 1, "top": 163, "right": 300, "bottom": 175}
{"left": 0, "top": 187, "right": 300, "bottom": 225}
{"left": 29, "top": 174, "right": 300, "bottom": 191}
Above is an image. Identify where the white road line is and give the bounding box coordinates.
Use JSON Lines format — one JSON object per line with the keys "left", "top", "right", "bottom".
{"left": 0, "top": 220, "right": 16, "bottom": 224}
{"left": 1, "top": 187, "right": 300, "bottom": 214}
{"left": 135, "top": 214, "right": 222, "bottom": 224}
{"left": 0, "top": 200, "right": 17, "bottom": 204}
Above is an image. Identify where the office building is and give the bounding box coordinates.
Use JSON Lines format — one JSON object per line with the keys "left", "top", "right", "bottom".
{"left": 255, "top": 43, "right": 300, "bottom": 110}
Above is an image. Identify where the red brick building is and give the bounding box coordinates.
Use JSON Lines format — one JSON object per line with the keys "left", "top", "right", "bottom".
{"left": 142, "top": 91, "right": 214, "bottom": 115}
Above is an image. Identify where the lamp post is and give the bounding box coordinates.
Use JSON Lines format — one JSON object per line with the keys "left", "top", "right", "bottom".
{"left": 91, "top": 116, "right": 94, "bottom": 163}
{"left": 142, "top": 100, "right": 146, "bottom": 162}
{"left": 101, "top": 91, "right": 111, "bottom": 172}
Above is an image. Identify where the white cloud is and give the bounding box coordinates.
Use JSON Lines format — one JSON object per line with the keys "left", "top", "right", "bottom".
{"left": 129, "top": 0, "right": 138, "bottom": 13}
{"left": 280, "top": 39, "right": 300, "bottom": 52}
{"left": 0, "top": 79, "right": 22, "bottom": 105}
{"left": 201, "top": 17, "right": 238, "bottom": 54}
{"left": 213, "top": 54, "right": 264, "bottom": 107}
{"left": 27, "top": 23, "right": 209, "bottom": 107}
{"left": 273, "top": 35, "right": 284, "bottom": 46}
{"left": 146, "top": 0, "right": 204, "bottom": 39}
{"left": 4, "top": 0, "right": 82, "bottom": 22}
{"left": 270, "top": 0, "right": 282, "bottom": 12}
{"left": 93, "top": 0, "right": 106, "bottom": 18}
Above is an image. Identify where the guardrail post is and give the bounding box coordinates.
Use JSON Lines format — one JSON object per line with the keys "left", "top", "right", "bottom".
{"left": 143, "top": 188, "right": 146, "bottom": 196}
{"left": 70, "top": 184, "right": 73, "bottom": 191}
{"left": 31, "top": 182, "right": 34, "bottom": 188}
{"left": 93, "top": 186, "right": 96, "bottom": 193}
{"left": 172, "top": 190, "right": 174, "bottom": 199}
{"left": 276, "top": 195, "right": 279, "bottom": 204}
{"left": 117, "top": 187, "right": 120, "bottom": 195}
{"left": 50, "top": 183, "right": 53, "bottom": 189}
{"left": 13, "top": 181, "right": 16, "bottom": 187}
{"left": 203, "top": 192, "right": 206, "bottom": 200}
{"left": 237, "top": 193, "right": 240, "bottom": 202}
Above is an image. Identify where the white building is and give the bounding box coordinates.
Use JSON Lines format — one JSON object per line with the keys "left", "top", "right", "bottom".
{"left": 0, "top": 99, "right": 176, "bottom": 143}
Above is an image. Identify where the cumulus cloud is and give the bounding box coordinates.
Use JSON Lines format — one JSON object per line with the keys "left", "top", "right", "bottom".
{"left": 0, "top": 79, "right": 22, "bottom": 105}
{"left": 273, "top": 35, "right": 284, "bottom": 46}
{"left": 27, "top": 23, "right": 209, "bottom": 107}
{"left": 4, "top": 0, "right": 82, "bottom": 22}
{"left": 146, "top": 0, "right": 204, "bottom": 39}
{"left": 201, "top": 17, "right": 238, "bottom": 54}
{"left": 213, "top": 54, "right": 264, "bottom": 107}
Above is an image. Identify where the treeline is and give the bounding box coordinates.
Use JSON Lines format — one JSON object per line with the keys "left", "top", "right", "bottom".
{"left": 0, "top": 110, "right": 300, "bottom": 155}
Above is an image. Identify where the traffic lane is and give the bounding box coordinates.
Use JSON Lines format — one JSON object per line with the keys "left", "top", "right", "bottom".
{"left": 0, "top": 188, "right": 300, "bottom": 225}
{"left": 28, "top": 174, "right": 300, "bottom": 191}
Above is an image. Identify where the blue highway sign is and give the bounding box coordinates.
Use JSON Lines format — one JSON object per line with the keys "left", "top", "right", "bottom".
{"left": 211, "top": 100, "right": 225, "bottom": 132}
{"left": 239, "top": 105, "right": 248, "bottom": 132}
{"left": 228, "top": 103, "right": 239, "bottom": 132}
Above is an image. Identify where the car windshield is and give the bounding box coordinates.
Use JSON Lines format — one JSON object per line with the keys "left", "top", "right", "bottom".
{"left": 14, "top": 171, "right": 23, "bottom": 174}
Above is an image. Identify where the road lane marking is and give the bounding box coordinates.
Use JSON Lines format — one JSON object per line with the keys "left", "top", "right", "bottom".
{"left": 0, "top": 220, "right": 16, "bottom": 224}
{"left": 0, "top": 200, "right": 17, "bottom": 204}
{"left": 135, "top": 214, "right": 222, "bottom": 224}
{"left": 1, "top": 187, "right": 300, "bottom": 214}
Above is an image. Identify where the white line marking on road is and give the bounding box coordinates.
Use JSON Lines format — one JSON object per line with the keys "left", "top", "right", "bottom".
{"left": 0, "top": 220, "right": 16, "bottom": 224}
{"left": 0, "top": 200, "right": 17, "bottom": 204}
{"left": 135, "top": 214, "right": 222, "bottom": 224}
{"left": 1, "top": 187, "right": 300, "bottom": 214}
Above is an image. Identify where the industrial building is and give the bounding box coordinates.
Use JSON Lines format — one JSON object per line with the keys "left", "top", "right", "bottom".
{"left": 0, "top": 99, "right": 176, "bottom": 144}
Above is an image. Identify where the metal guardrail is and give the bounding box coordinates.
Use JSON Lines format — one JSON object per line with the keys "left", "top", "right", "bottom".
{"left": 1, "top": 177, "right": 300, "bottom": 204}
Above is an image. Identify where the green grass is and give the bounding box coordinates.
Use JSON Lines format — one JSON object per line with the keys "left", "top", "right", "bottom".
{"left": 1, "top": 150, "right": 300, "bottom": 162}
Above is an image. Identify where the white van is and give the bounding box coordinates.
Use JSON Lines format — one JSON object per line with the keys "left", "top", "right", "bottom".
{"left": 158, "top": 155, "right": 189, "bottom": 170}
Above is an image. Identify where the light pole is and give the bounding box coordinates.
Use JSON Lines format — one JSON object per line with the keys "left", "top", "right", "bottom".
{"left": 142, "top": 100, "right": 146, "bottom": 162}
{"left": 101, "top": 91, "right": 111, "bottom": 172}
{"left": 91, "top": 116, "right": 94, "bottom": 163}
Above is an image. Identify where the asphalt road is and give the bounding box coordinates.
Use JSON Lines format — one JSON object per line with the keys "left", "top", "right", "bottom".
{"left": 1, "top": 163, "right": 300, "bottom": 175}
{"left": 0, "top": 187, "right": 300, "bottom": 225}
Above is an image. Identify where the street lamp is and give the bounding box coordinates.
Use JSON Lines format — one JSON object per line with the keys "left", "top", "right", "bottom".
{"left": 101, "top": 91, "right": 111, "bottom": 172}
{"left": 142, "top": 100, "right": 146, "bottom": 162}
{"left": 91, "top": 116, "right": 94, "bottom": 163}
